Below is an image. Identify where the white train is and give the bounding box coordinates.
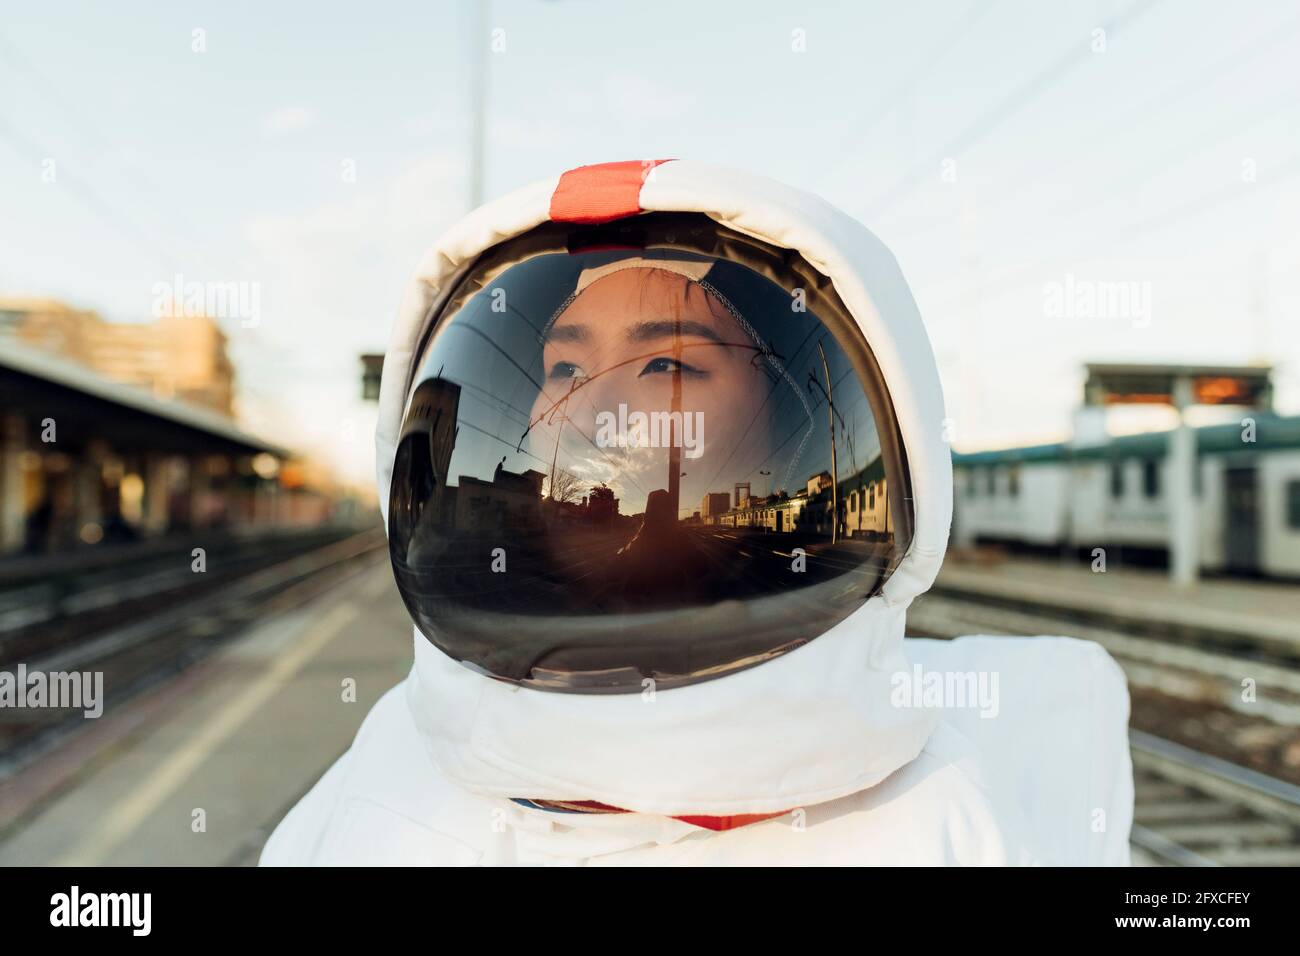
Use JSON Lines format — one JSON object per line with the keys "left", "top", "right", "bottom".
{"left": 951, "top": 414, "right": 1300, "bottom": 578}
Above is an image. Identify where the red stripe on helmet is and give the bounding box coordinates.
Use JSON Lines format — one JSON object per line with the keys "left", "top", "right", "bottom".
{"left": 549, "top": 159, "right": 674, "bottom": 225}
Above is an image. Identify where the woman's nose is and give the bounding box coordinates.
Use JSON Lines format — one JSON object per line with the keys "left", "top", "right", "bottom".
{"left": 572, "top": 370, "right": 633, "bottom": 433}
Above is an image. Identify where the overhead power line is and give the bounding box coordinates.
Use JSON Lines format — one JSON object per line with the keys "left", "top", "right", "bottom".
{"left": 857, "top": 0, "right": 1166, "bottom": 222}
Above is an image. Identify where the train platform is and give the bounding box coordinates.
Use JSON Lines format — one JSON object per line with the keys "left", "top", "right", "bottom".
{"left": 932, "top": 551, "right": 1300, "bottom": 656}
{"left": 0, "top": 551, "right": 412, "bottom": 866}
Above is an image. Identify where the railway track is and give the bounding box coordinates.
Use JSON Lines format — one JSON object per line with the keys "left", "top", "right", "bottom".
{"left": 908, "top": 590, "right": 1300, "bottom": 725}
{"left": 0, "top": 528, "right": 387, "bottom": 778}
{"left": 1130, "top": 730, "right": 1300, "bottom": 866}
{"left": 0, "top": 527, "right": 367, "bottom": 662}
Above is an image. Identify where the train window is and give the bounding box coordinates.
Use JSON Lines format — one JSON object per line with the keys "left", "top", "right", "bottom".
{"left": 1008, "top": 465, "right": 1020, "bottom": 498}
{"left": 1288, "top": 480, "right": 1300, "bottom": 529}
{"left": 966, "top": 470, "right": 977, "bottom": 498}
{"left": 986, "top": 468, "right": 996, "bottom": 495}
{"left": 1142, "top": 459, "right": 1160, "bottom": 499}
{"left": 1110, "top": 462, "right": 1124, "bottom": 499}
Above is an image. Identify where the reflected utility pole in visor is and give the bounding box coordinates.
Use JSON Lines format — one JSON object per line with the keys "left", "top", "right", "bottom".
{"left": 818, "top": 341, "right": 838, "bottom": 544}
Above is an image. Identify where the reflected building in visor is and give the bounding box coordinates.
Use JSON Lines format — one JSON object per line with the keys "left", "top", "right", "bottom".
{"left": 704, "top": 459, "right": 891, "bottom": 542}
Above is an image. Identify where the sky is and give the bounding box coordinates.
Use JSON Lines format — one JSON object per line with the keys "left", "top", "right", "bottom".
{"left": 2, "top": 0, "right": 1298, "bottom": 488}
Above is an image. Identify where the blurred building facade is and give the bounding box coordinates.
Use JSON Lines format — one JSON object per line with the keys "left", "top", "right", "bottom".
{"left": 0, "top": 298, "right": 235, "bottom": 416}
{"left": 0, "top": 300, "right": 358, "bottom": 557}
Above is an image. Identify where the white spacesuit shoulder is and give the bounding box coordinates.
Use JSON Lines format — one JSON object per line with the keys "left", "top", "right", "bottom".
{"left": 260, "top": 680, "right": 485, "bottom": 866}
{"left": 827, "top": 719, "right": 1039, "bottom": 866}
{"left": 620, "top": 720, "right": 1036, "bottom": 867}
{"left": 905, "top": 635, "right": 1133, "bottom": 865}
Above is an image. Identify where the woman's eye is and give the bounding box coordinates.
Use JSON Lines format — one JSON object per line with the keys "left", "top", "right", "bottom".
{"left": 548, "top": 361, "right": 588, "bottom": 381}
{"left": 639, "top": 357, "right": 701, "bottom": 377}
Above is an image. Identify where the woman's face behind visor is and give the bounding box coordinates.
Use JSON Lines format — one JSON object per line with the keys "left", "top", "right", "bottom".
{"left": 389, "top": 215, "right": 913, "bottom": 692}
{"left": 534, "top": 266, "right": 770, "bottom": 503}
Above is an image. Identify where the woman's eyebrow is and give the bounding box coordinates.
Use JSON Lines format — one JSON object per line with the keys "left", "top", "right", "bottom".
{"left": 627, "top": 319, "right": 723, "bottom": 343}
{"left": 545, "top": 323, "right": 590, "bottom": 343}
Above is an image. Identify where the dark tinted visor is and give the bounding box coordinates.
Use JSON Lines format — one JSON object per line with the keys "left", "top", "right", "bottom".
{"left": 389, "top": 213, "right": 913, "bottom": 692}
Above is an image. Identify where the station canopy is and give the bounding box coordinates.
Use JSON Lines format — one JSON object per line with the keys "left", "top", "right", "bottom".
{"left": 1083, "top": 363, "right": 1273, "bottom": 409}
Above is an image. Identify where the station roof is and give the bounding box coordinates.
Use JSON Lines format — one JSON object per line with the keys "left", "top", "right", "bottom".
{"left": 953, "top": 414, "right": 1300, "bottom": 467}
{"left": 0, "top": 338, "right": 291, "bottom": 458}
{"left": 1083, "top": 361, "right": 1274, "bottom": 379}
{"left": 1083, "top": 362, "right": 1273, "bottom": 410}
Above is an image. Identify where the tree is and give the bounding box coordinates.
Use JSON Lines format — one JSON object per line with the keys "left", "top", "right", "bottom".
{"left": 587, "top": 483, "right": 617, "bottom": 523}
{"left": 547, "top": 468, "right": 584, "bottom": 504}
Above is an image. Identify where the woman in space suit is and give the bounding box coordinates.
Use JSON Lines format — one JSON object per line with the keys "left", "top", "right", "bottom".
{"left": 262, "top": 160, "right": 1133, "bottom": 866}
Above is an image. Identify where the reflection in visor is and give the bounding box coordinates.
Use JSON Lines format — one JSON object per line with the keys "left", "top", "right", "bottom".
{"left": 389, "top": 214, "right": 912, "bottom": 693}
